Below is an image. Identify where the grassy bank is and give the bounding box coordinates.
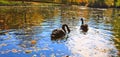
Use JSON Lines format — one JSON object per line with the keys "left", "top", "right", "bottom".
{"left": 0, "top": 1, "right": 60, "bottom": 6}
{"left": 0, "top": 0, "right": 31, "bottom": 6}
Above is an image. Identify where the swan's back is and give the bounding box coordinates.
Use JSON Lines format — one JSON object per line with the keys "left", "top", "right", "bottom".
{"left": 51, "top": 29, "right": 65, "bottom": 39}
{"left": 81, "top": 24, "right": 88, "bottom": 32}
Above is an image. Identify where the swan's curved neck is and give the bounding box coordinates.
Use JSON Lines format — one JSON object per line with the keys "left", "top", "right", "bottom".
{"left": 81, "top": 19, "right": 84, "bottom": 24}
{"left": 62, "top": 24, "right": 70, "bottom": 34}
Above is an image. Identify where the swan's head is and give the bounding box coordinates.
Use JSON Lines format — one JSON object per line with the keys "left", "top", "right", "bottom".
{"left": 80, "top": 18, "right": 84, "bottom": 24}
{"left": 81, "top": 18, "right": 84, "bottom": 21}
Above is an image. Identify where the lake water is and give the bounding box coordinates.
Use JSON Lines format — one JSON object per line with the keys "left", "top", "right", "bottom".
{"left": 0, "top": 5, "right": 120, "bottom": 57}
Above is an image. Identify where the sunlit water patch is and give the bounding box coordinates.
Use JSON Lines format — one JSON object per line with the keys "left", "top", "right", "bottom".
{"left": 66, "top": 26, "right": 118, "bottom": 57}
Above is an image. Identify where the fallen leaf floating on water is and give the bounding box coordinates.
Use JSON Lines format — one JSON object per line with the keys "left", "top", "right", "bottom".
{"left": 25, "top": 50, "right": 32, "bottom": 54}
{"left": 12, "top": 49, "right": 18, "bottom": 53}
{"left": 0, "top": 43, "right": 7, "bottom": 47}
{"left": 25, "top": 34, "right": 30, "bottom": 36}
{"left": 31, "top": 40, "right": 37, "bottom": 45}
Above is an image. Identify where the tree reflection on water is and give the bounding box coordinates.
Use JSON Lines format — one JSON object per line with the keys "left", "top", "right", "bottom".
{"left": 0, "top": 5, "right": 120, "bottom": 57}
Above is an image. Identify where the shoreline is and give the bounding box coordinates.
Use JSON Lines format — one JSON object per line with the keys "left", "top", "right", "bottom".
{"left": 0, "top": 1, "right": 120, "bottom": 8}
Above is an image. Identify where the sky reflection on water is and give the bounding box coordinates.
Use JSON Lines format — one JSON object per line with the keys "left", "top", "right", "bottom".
{"left": 0, "top": 6, "right": 119, "bottom": 57}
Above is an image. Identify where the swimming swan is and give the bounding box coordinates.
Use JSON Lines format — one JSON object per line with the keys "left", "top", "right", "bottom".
{"left": 80, "top": 18, "right": 88, "bottom": 32}
{"left": 51, "top": 24, "right": 70, "bottom": 40}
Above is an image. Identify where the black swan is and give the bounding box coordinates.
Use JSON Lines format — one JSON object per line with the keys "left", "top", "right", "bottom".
{"left": 51, "top": 24, "right": 70, "bottom": 40}
{"left": 80, "top": 18, "right": 88, "bottom": 32}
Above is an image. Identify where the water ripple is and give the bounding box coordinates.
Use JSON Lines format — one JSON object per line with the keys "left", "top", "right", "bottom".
{"left": 66, "top": 26, "right": 118, "bottom": 57}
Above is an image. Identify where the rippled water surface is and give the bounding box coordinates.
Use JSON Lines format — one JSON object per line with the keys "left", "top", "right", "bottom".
{"left": 0, "top": 5, "right": 120, "bottom": 57}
